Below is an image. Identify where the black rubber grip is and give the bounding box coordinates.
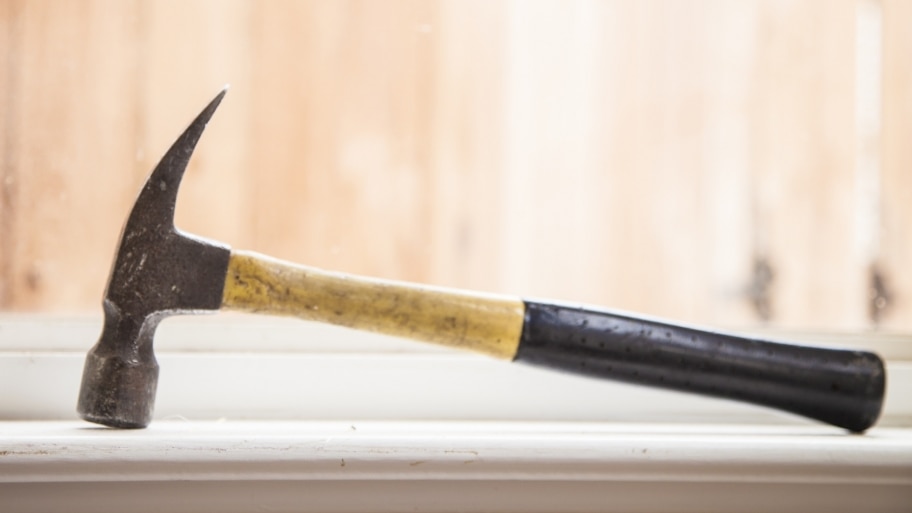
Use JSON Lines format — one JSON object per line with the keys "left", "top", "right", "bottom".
{"left": 515, "top": 301, "right": 886, "bottom": 432}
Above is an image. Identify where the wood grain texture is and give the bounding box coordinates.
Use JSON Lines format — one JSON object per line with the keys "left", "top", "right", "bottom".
{"left": 222, "top": 249, "right": 525, "bottom": 359}
{"left": 0, "top": 0, "right": 141, "bottom": 310}
{"left": 247, "top": 1, "right": 437, "bottom": 285}
{"left": 498, "top": 1, "right": 758, "bottom": 325}
{"left": 748, "top": 0, "right": 864, "bottom": 329}
{"left": 0, "top": 1, "right": 909, "bottom": 333}
{"left": 880, "top": 0, "right": 912, "bottom": 329}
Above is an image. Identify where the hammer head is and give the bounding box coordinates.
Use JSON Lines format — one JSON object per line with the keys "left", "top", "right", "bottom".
{"left": 78, "top": 90, "right": 231, "bottom": 428}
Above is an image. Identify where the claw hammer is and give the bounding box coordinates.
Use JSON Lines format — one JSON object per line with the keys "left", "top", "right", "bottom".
{"left": 78, "top": 89, "right": 886, "bottom": 431}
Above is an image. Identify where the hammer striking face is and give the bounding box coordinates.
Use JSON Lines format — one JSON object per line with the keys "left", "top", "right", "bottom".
{"left": 79, "top": 90, "right": 886, "bottom": 432}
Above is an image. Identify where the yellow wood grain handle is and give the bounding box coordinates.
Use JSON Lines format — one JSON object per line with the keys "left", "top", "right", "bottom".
{"left": 221, "top": 250, "right": 525, "bottom": 359}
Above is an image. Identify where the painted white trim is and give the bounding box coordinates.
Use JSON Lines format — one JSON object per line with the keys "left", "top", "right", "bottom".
{"left": 1, "top": 316, "right": 911, "bottom": 512}
{"left": 2, "top": 421, "right": 911, "bottom": 513}
{"left": 0, "top": 315, "right": 910, "bottom": 425}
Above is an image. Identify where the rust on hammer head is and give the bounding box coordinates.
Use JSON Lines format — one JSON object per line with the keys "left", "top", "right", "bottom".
{"left": 77, "top": 89, "right": 231, "bottom": 428}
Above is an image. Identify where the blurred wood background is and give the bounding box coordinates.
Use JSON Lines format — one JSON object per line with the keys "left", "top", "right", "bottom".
{"left": 0, "top": 0, "right": 909, "bottom": 331}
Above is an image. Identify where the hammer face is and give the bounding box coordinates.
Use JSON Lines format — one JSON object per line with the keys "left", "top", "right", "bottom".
{"left": 78, "top": 303, "right": 161, "bottom": 428}
{"left": 78, "top": 348, "right": 159, "bottom": 428}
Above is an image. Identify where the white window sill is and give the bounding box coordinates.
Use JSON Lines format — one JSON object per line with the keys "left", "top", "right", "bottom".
{"left": 1, "top": 315, "right": 911, "bottom": 511}
{"left": 2, "top": 420, "right": 911, "bottom": 513}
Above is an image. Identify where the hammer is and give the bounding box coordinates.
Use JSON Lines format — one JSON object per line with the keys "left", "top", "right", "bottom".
{"left": 78, "top": 89, "right": 886, "bottom": 432}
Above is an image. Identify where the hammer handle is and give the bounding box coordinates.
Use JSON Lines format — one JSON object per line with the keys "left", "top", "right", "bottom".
{"left": 222, "top": 250, "right": 525, "bottom": 359}
{"left": 516, "top": 302, "right": 885, "bottom": 433}
{"left": 221, "top": 250, "right": 885, "bottom": 432}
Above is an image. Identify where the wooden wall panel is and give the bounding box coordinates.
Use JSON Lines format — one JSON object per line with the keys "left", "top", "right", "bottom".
{"left": 881, "top": 0, "right": 912, "bottom": 329}
{"left": 0, "top": 0, "right": 908, "bottom": 333}
{"left": 0, "top": 0, "right": 141, "bottom": 310}
{"left": 137, "top": 0, "right": 254, "bottom": 249}
{"left": 498, "top": 1, "right": 759, "bottom": 325}
{"left": 248, "top": 1, "right": 437, "bottom": 283}
{"left": 498, "top": 0, "right": 620, "bottom": 306}
{"left": 0, "top": 0, "right": 20, "bottom": 308}
{"left": 748, "top": 0, "right": 864, "bottom": 329}
{"left": 427, "top": 1, "right": 509, "bottom": 293}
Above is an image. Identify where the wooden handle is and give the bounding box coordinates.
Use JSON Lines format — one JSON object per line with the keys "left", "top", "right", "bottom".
{"left": 515, "top": 302, "right": 886, "bottom": 432}
{"left": 221, "top": 250, "right": 525, "bottom": 359}
{"left": 221, "top": 250, "right": 886, "bottom": 431}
